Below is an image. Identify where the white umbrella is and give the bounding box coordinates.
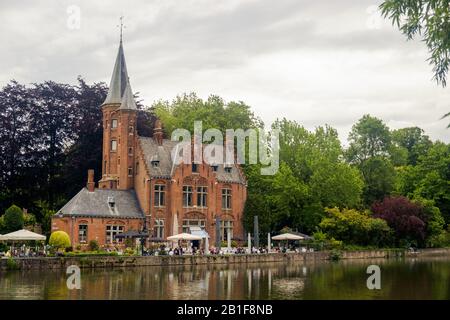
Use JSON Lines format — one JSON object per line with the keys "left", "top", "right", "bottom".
{"left": 271, "top": 233, "right": 304, "bottom": 241}
{"left": 0, "top": 229, "right": 46, "bottom": 241}
{"left": 167, "top": 233, "right": 202, "bottom": 241}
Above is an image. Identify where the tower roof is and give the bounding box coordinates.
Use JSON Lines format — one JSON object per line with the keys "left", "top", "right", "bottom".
{"left": 119, "top": 80, "right": 137, "bottom": 110}
{"left": 103, "top": 40, "right": 129, "bottom": 105}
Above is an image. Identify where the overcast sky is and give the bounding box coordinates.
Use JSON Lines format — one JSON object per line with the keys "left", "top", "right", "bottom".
{"left": 0, "top": 0, "right": 449, "bottom": 143}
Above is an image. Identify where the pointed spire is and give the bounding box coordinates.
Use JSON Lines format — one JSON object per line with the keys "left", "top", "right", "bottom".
{"left": 103, "top": 39, "right": 129, "bottom": 105}
{"left": 119, "top": 80, "right": 137, "bottom": 110}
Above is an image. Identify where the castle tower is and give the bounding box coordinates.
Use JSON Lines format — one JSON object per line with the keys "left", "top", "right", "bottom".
{"left": 99, "top": 37, "right": 137, "bottom": 190}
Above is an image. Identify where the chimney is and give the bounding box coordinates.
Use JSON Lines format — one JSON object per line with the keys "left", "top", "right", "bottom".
{"left": 87, "top": 169, "right": 95, "bottom": 192}
{"left": 153, "top": 119, "right": 164, "bottom": 146}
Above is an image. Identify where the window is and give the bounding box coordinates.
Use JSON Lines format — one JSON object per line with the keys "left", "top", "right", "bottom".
{"left": 222, "top": 188, "right": 232, "bottom": 209}
{"left": 151, "top": 160, "right": 159, "bottom": 168}
{"left": 78, "top": 224, "right": 88, "bottom": 243}
{"left": 183, "top": 186, "right": 193, "bottom": 207}
{"left": 212, "top": 165, "right": 218, "bottom": 172}
{"left": 192, "top": 163, "right": 198, "bottom": 173}
{"left": 129, "top": 125, "right": 134, "bottom": 133}
{"left": 182, "top": 219, "right": 206, "bottom": 233}
{"left": 106, "top": 225, "right": 124, "bottom": 243}
{"left": 111, "top": 140, "right": 117, "bottom": 151}
{"left": 154, "top": 219, "right": 164, "bottom": 239}
{"left": 128, "top": 167, "right": 133, "bottom": 176}
{"left": 197, "top": 186, "right": 207, "bottom": 207}
{"left": 128, "top": 147, "right": 133, "bottom": 155}
{"left": 111, "top": 119, "right": 118, "bottom": 129}
{"left": 224, "top": 166, "right": 232, "bottom": 173}
{"left": 221, "top": 220, "right": 233, "bottom": 241}
{"left": 154, "top": 184, "right": 165, "bottom": 207}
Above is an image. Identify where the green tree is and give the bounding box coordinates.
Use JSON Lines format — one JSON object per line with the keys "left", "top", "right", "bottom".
{"left": 360, "top": 157, "right": 396, "bottom": 205}
{"left": 319, "top": 207, "right": 393, "bottom": 247}
{"left": 346, "top": 115, "right": 395, "bottom": 205}
{"left": 3, "top": 204, "right": 24, "bottom": 232}
{"left": 153, "top": 93, "right": 263, "bottom": 135}
{"left": 391, "top": 127, "right": 432, "bottom": 165}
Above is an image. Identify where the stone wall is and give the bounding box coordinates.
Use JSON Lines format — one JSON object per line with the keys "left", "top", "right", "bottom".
{"left": 1, "top": 248, "right": 449, "bottom": 271}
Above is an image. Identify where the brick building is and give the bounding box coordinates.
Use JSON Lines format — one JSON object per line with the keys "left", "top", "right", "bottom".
{"left": 51, "top": 38, "right": 247, "bottom": 248}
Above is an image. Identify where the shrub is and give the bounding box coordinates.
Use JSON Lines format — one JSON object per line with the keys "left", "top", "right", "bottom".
{"left": 49, "top": 231, "right": 71, "bottom": 251}
{"left": 4, "top": 205, "right": 24, "bottom": 232}
{"left": 88, "top": 240, "right": 99, "bottom": 251}
{"left": 6, "top": 257, "right": 20, "bottom": 270}
{"left": 319, "top": 207, "right": 393, "bottom": 247}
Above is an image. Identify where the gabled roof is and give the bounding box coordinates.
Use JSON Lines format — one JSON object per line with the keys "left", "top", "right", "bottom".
{"left": 56, "top": 188, "right": 144, "bottom": 219}
{"left": 103, "top": 40, "right": 129, "bottom": 105}
{"left": 138, "top": 137, "right": 246, "bottom": 183}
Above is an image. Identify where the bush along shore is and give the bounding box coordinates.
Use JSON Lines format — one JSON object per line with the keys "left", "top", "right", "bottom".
{"left": 1, "top": 248, "right": 449, "bottom": 271}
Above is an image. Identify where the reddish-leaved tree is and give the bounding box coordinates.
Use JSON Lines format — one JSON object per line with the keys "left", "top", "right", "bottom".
{"left": 371, "top": 196, "right": 426, "bottom": 246}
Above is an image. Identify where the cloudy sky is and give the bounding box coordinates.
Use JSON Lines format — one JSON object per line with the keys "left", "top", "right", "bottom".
{"left": 0, "top": 0, "right": 449, "bottom": 143}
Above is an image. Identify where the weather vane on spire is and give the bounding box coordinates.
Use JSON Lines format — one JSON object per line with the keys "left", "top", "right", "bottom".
{"left": 117, "top": 15, "right": 126, "bottom": 43}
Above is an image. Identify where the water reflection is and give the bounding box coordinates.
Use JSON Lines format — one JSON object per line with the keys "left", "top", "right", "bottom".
{"left": 0, "top": 257, "right": 449, "bottom": 300}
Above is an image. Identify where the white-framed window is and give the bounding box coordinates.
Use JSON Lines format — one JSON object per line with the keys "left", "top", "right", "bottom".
{"left": 111, "top": 140, "right": 117, "bottom": 151}
{"left": 78, "top": 224, "right": 88, "bottom": 243}
{"left": 220, "top": 220, "right": 233, "bottom": 241}
{"left": 182, "top": 219, "right": 206, "bottom": 233}
{"left": 222, "top": 188, "right": 232, "bottom": 209}
{"left": 197, "top": 186, "right": 207, "bottom": 207}
{"left": 111, "top": 119, "right": 118, "bottom": 129}
{"left": 155, "top": 219, "right": 164, "bottom": 239}
{"left": 106, "top": 225, "right": 124, "bottom": 243}
{"left": 183, "top": 186, "right": 193, "bottom": 207}
{"left": 154, "top": 184, "right": 165, "bottom": 207}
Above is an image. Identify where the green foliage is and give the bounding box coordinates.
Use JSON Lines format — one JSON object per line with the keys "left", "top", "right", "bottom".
{"left": 3, "top": 205, "right": 24, "bottom": 232}
{"left": 23, "top": 212, "right": 36, "bottom": 227}
{"left": 319, "top": 208, "right": 393, "bottom": 247}
{"left": 88, "top": 240, "right": 99, "bottom": 251}
{"left": 6, "top": 257, "right": 20, "bottom": 270}
{"left": 346, "top": 114, "right": 392, "bottom": 164}
{"left": 360, "top": 157, "right": 396, "bottom": 205}
{"left": 49, "top": 231, "right": 71, "bottom": 250}
{"left": 35, "top": 200, "right": 56, "bottom": 237}
{"left": 153, "top": 93, "right": 263, "bottom": 136}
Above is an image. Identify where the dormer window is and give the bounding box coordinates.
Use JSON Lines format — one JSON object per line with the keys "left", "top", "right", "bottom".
{"left": 152, "top": 160, "right": 160, "bottom": 168}
{"left": 224, "top": 166, "right": 232, "bottom": 173}
{"left": 108, "top": 196, "right": 115, "bottom": 209}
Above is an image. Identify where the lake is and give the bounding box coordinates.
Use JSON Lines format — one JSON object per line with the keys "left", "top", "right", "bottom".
{"left": 0, "top": 257, "right": 449, "bottom": 299}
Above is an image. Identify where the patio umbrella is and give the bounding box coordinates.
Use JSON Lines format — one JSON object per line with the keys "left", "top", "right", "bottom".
{"left": 167, "top": 233, "right": 202, "bottom": 241}
{"left": 271, "top": 233, "right": 304, "bottom": 240}
{"left": 0, "top": 229, "right": 46, "bottom": 241}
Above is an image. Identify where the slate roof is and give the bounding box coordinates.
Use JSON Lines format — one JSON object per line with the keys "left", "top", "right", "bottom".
{"left": 138, "top": 137, "right": 246, "bottom": 183}
{"left": 56, "top": 188, "right": 144, "bottom": 219}
{"left": 103, "top": 41, "right": 129, "bottom": 105}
